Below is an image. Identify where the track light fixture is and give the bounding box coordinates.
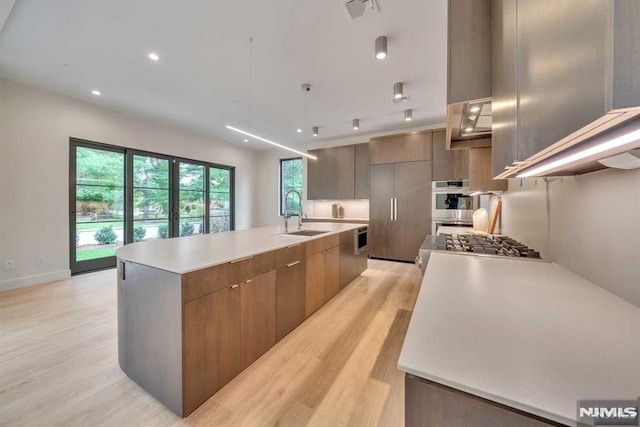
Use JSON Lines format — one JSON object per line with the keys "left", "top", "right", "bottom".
{"left": 375, "top": 36, "right": 387, "bottom": 60}
{"left": 394, "top": 82, "right": 404, "bottom": 99}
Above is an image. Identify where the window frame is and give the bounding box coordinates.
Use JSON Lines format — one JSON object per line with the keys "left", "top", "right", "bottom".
{"left": 279, "top": 157, "right": 303, "bottom": 216}
{"left": 70, "top": 137, "right": 235, "bottom": 275}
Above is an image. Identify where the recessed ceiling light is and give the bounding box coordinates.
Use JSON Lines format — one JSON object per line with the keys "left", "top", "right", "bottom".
{"left": 148, "top": 52, "right": 160, "bottom": 61}
{"left": 243, "top": 139, "right": 249, "bottom": 142}
{"left": 91, "top": 90, "right": 101, "bottom": 96}
{"left": 297, "top": 128, "right": 302, "bottom": 133}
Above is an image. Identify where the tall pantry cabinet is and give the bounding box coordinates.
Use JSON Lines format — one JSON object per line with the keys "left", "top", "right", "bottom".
{"left": 369, "top": 132, "right": 432, "bottom": 262}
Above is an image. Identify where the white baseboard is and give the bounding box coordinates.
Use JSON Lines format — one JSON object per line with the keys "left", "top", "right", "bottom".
{"left": 0, "top": 270, "right": 71, "bottom": 292}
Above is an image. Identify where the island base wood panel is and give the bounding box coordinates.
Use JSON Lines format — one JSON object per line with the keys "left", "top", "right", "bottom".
{"left": 276, "top": 258, "right": 307, "bottom": 342}
{"left": 405, "top": 374, "right": 566, "bottom": 427}
{"left": 240, "top": 270, "right": 276, "bottom": 370}
{"left": 117, "top": 228, "right": 368, "bottom": 417}
{"left": 183, "top": 285, "right": 241, "bottom": 416}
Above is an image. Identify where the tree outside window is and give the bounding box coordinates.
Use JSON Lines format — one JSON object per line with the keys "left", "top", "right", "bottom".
{"left": 280, "top": 158, "right": 303, "bottom": 216}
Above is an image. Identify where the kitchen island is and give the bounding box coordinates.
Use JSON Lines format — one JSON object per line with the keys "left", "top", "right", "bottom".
{"left": 399, "top": 252, "right": 640, "bottom": 426}
{"left": 116, "top": 223, "right": 368, "bottom": 417}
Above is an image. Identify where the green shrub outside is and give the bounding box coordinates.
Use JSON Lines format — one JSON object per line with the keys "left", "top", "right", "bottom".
{"left": 133, "top": 226, "right": 146, "bottom": 242}
{"left": 158, "top": 223, "right": 168, "bottom": 239}
{"left": 181, "top": 222, "right": 194, "bottom": 237}
{"left": 94, "top": 226, "right": 117, "bottom": 245}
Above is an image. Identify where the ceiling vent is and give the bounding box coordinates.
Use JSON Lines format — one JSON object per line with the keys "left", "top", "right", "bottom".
{"left": 342, "top": 0, "right": 380, "bottom": 21}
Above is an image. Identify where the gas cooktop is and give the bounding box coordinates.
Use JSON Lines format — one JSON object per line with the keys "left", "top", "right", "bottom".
{"left": 435, "top": 233, "right": 542, "bottom": 259}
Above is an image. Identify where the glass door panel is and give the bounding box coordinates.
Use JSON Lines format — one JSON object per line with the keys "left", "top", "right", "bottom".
{"left": 178, "top": 162, "right": 205, "bottom": 236}
{"left": 132, "top": 155, "right": 170, "bottom": 241}
{"left": 72, "top": 145, "right": 125, "bottom": 273}
{"left": 209, "top": 167, "right": 231, "bottom": 233}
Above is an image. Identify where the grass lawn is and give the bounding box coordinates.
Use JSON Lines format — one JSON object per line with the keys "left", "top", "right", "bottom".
{"left": 76, "top": 247, "right": 118, "bottom": 261}
{"left": 76, "top": 221, "right": 123, "bottom": 231}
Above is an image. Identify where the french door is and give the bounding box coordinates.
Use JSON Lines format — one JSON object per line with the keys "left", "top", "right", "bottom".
{"left": 70, "top": 139, "right": 234, "bottom": 275}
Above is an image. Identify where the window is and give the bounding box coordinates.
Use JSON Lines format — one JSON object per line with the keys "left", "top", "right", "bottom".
{"left": 70, "top": 138, "right": 235, "bottom": 275}
{"left": 280, "top": 157, "right": 303, "bottom": 216}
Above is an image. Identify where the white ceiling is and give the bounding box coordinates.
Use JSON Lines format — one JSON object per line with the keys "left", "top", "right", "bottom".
{"left": 0, "top": 0, "right": 447, "bottom": 150}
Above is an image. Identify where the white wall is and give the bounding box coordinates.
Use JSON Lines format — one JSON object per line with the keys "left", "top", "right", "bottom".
{"left": 499, "top": 169, "right": 640, "bottom": 307}
{"left": 0, "top": 78, "right": 259, "bottom": 289}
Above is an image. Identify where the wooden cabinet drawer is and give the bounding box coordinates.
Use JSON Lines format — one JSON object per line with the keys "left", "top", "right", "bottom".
{"left": 275, "top": 243, "right": 306, "bottom": 267}
{"left": 226, "top": 251, "right": 276, "bottom": 285}
{"left": 183, "top": 251, "right": 276, "bottom": 303}
{"left": 305, "top": 234, "right": 339, "bottom": 256}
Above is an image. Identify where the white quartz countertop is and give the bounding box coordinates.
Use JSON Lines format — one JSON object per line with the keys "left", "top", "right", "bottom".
{"left": 398, "top": 252, "right": 640, "bottom": 426}
{"left": 116, "top": 222, "right": 365, "bottom": 274}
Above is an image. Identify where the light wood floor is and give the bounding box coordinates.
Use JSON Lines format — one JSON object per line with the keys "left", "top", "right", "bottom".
{"left": 0, "top": 259, "right": 422, "bottom": 427}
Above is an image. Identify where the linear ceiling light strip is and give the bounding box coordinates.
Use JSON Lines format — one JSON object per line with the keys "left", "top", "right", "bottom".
{"left": 226, "top": 125, "right": 317, "bottom": 160}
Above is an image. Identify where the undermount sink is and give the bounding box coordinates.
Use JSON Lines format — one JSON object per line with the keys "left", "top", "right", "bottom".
{"left": 286, "top": 230, "right": 329, "bottom": 237}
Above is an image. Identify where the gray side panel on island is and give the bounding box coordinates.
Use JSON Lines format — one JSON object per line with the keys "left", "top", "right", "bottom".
{"left": 117, "top": 261, "right": 183, "bottom": 416}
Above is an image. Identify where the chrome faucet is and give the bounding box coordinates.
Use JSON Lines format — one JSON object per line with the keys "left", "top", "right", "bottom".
{"left": 283, "top": 189, "right": 303, "bottom": 232}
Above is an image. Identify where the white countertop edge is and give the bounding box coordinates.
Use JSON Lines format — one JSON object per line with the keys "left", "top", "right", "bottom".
{"left": 116, "top": 223, "right": 365, "bottom": 275}
{"left": 398, "top": 365, "right": 573, "bottom": 426}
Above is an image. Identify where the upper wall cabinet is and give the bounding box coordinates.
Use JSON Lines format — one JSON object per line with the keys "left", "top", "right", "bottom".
{"left": 446, "top": 0, "right": 493, "bottom": 150}
{"left": 447, "top": 0, "right": 492, "bottom": 105}
{"left": 431, "top": 130, "right": 469, "bottom": 181}
{"left": 370, "top": 131, "right": 432, "bottom": 165}
{"left": 492, "top": 0, "right": 640, "bottom": 178}
{"left": 307, "top": 143, "right": 369, "bottom": 200}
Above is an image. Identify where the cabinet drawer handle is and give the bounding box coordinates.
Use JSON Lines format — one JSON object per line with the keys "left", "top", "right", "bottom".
{"left": 286, "top": 244, "right": 301, "bottom": 248}
{"left": 285, "top": 261, "right": 301, "bottom": 268}
{"left": 230, "top": 256, "right": 253, "bottom": 264}
{"left": 230, "top": 284, "right": 239, "bottom": 289}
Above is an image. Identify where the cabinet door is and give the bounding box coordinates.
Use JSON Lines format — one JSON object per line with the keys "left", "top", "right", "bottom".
{"left": 336, "top": 146, "right": 355, "bottom": 199}
{"left": 240, "top": 270, "right": 276, "bottom": 370}
{"left": 307, "top": 150, "right": 323, "bottom": 200}
{"left": 183, "top": 285, "right": 241, "bottom": 415}
{"left": 370, "top": 132, "right": 433, "bottom": 164}
{"left": 323, "top": 246, "right": 340, "bottom": 302}
{"left": 321, "top": 148, "right": 339, "bottom": 199}
{"left": 276, "top": 259, "right": 306, "bottom": 341}
{"left": 394, "top": 161, "right": 432, "bottom": 262}
{"left": 305, "top": 251, "right": 325, "bottom": 317}
{"left": 354, "top": 143, "right": 370, "bottom": 199}
{"left": 491, "top": 0, "right": 519, "bottom": 178}
{"left": 369, "top": 164, "right": 396, "bottom": 259}
{"left": 516, "top": 0, "right": 608, "bottom": 161}
{"left": 432, "top": 130, "right": 469, "bottom": 181}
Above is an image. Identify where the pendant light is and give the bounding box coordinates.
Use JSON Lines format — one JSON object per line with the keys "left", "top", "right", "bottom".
{"left": 352, "top": 119, "right": 360, "bottom": 130}
{"left": 394, "top": 82, "right": 404, "bottom": 99}
{"left": 404, "top": 109, "right": 413, "bottom": 121}
{"left": 375, "top": 36, "right": 387, "bottom": 60}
